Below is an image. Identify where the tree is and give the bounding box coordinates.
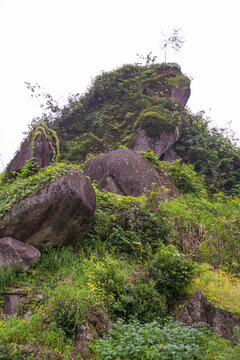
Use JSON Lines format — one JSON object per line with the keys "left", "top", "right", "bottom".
{"left": 160, "top": 27, "right": 185, "bottom": 63}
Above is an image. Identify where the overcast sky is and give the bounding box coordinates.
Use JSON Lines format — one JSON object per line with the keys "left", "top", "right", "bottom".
{"left": 0, "top": 0, "right": 239, "bottom": 171}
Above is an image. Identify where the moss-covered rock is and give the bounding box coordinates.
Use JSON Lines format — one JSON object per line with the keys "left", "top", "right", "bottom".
{"left": 54, "top": 63, "right": 190, "bottom": 163}
{"left": 7, "top": 121, "right": 59, "bottom": 177}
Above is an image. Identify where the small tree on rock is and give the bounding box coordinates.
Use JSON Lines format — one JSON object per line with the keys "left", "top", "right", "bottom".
{"left": 160, "top": 28, "right": 185, "bottom": 64}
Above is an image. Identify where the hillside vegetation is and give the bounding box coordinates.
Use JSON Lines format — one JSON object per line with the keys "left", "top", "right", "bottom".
{"left": 1, "top": 62, "right": 240, "bottom": 359}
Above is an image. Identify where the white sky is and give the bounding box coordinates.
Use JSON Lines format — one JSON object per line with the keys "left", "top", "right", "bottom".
{"left": 0, "top": 0, "right": 240, "bottom": 171}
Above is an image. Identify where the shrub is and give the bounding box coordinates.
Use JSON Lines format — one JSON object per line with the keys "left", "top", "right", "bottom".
{"left": 167, "top": 161, "right": 206, "bottom": 196}
{"left": 83, "top": 188, "right": 172, "bottom": 256}
{"left": 49, "top": 284, "right": 100, "bottom": 336}
{"left": 140, "top": 150, "right": 207, "bottom": 196}
{"left": 127, "top": 279, "right": 167, "bottom": 322}
{"left": 81, "top": 254, "right": 167, "bottom": 322}
{"left": 175, "top": 111, "right": 240, "bottom": 195}
{"left": 150, "top": 245, "right": 195, "bottom": 309}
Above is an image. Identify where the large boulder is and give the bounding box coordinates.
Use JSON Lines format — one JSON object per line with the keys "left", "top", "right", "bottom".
{"left": 0, "top": 169, "right": 96, "bottom": 249}
{"left": 0, "top": 237, "right": 40, "bottom": 272}
{"left": 176, "top": 290, "right": 240, "bottom": 341}
{"left": 7, "top": 122, "right": 59, "bottom": 177}
{"left": 84, "top": 149, "right": 178, "bottom": 199}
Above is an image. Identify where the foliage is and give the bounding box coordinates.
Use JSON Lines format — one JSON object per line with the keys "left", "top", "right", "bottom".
{"left": 167, "top": 161, "right": 206, "bottom": 196}
{"left": 49, "top": 283, "right": 101, "bottom": 336}
{"left": 0, "top": 343, "right": 28, "bottom": 360}
{"left": 175, "top": 111, "right": 240, "bottom": 195}
{"left": 200, "top": 215, "right": 240, "bottom": 272}
{"left": 91, "top": 319, "right": 238, "bottom": 360}
{"left": 47, "top": 63, "right": 190, "bottom": 162}
{"left": 0, "top": 162, "right": 78, "bottom": 216}
{"left": 141, "top": 150, "right": 206, "bottom": 196}
{"left": 78, "top": 254, "right": 167, "bottom": 322}
{"left": 0, "top": 310, "right": 73, "bottom": 358}
{"left": 193, "top": 264, "right": 240, "bottom": 317}
{"left": 149, "top": 245, "right": 195, "bottom": 309}
{"left": 83, "top": 187, "right": 172, "bottom": 256}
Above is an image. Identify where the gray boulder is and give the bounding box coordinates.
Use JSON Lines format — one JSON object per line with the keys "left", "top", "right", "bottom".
{"left": 176, "top": 290, "right": 240, "bottom": 341}
{"left": 84, "top": 149, "right": 178, "bottom": 199}
{"left": 0, "top": 237, "right": 40, "bottom": 272}
{"left": 0, "top": 169, "right": 96, "bottom": 250}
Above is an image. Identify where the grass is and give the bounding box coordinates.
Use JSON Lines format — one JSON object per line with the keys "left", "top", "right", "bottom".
{"left": 193, "top": 264, "right": 240, "bottom": 317}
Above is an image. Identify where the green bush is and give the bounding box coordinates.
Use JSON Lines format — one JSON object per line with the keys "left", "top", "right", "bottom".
{"left": 0, "top": 311, "right": 73, "bottom": 358}
{"left": 49, "top": 284, "right": 99, "bottom": 336}
{"left": 91, "top": 319, "right": 238, "bottom": 360}
{"left": 127, "top": 279, "right": 167, "bottom": 322}
{"left": 81, "top": 254, "right": 167, "bottom": 322}
{"left": 150, "top": 245, "right": 195, "bottom": 308}
{"left": 84, "top": 189, "right": 172, "bottom": 256}
{"left": 167, "top": 161, "right": 206, "bottom": 196}
{"left": 175, "top": 111, "right": 240, "bottom": 195}
{"left": 140, "top": 150, "right": 207, "bottom": 196}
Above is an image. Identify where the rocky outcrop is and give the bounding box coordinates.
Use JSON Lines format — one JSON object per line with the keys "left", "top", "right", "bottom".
{"left": 84, "top": 149, "right": 178, "bottom": 199}
{"left": 0, "top": 169, "right": 96, "bottom": 250}
{"left": 7, "top": 122, "right": 59, "bottom": 177}
{"left": 163, "top": 147, "right": 180, "bottom": 162}
{"left": 134, "top": 66, "right": 190, "bottom": 159}
{"left": 176, "top": 290, "right": 240, "bottom": 341}
{"left": 146, "top": 65, "right": 191, "bottom": 107}
{"left": 0, "top": 237, "right": 40, "bottom": 272}
{"left": 1, "top": 288, "right": 27, "bottom": 317}
{"left": 75, "top": 322, "right": 98, "bottom": 359}
{"left": 134, "top": 122, "right": 184, "bottom": 158}
{"left": 171, "top": 77, "right": 191, "bottom": 107}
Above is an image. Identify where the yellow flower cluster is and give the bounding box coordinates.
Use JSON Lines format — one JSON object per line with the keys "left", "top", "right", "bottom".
{"left": 0, "top": 313, "right": 6, "bottom": 328}
{"left": 83, "top": 255, "right": 115, "bottom": 304}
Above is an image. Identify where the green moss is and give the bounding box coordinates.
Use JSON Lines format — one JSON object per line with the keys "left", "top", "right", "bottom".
{"left": 136, "top": 102, "right": 183, "bottom": 137}
{"left": 29, "top": 121, "right": 60, "bottom": 163}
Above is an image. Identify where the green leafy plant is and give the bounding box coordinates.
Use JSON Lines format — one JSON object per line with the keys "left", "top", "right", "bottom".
{"left": 150, "top": 245, "right": 195, "bottom": 309}
{"left": 49, "top": 283, "right": 102, "bottom": 336}
{"left": 91, "top": 319, "right": 238, "bottom": 360}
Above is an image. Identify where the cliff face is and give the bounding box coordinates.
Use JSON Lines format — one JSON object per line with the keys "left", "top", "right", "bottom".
{"left": 54, "top": 63, "right": 191, "bottom": 163}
